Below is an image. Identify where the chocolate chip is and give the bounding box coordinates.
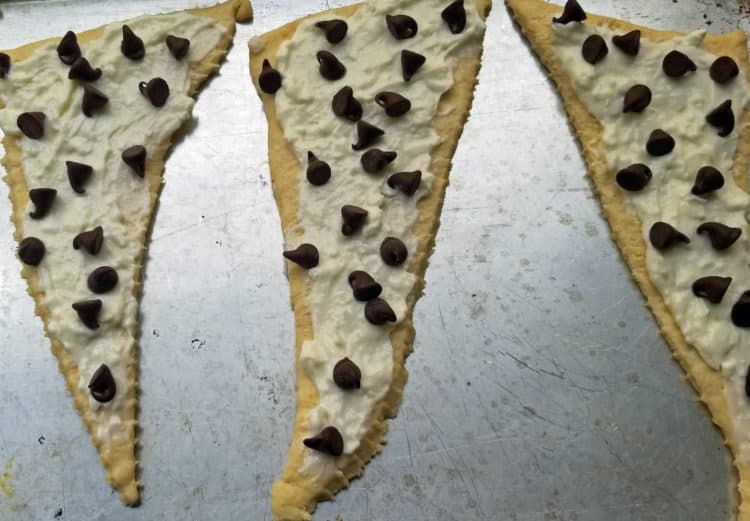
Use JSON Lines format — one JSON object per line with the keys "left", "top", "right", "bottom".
{"left": 57, "top": 31, "right": 81, "bottom": 65}
{"left": 283, "top": 244, "right": 319, "bottom": 269}
{"left": 29, "top": 188, "right": 57, "bottom": 219}
{"left": 333, "top": 358, "right": 361, "bottom": 389}
{"left": 386, "top": 14, "right": 418, "bottom": 39}
{"left": 316, "top": 51, "right": 346, "bottom": 81}
{"left": 17, "top": 112, "right": 45, "bottom": 139}
{"left": 18, "top": 237, "right": 45, "bottom": 266}
{"left": 706, "top": 99, "right": 734, "bottom": 137}
{"left": 68, "top": 57, "right": 101, "bottom": 82}
{"left": 649, "top": 222, "right": 689, "bottom": 250}
{"left": 88, "top": 364, "right": 116, "bottom": 402}
{"left": 139, "top": 77, "right": 170, "bottom": 107}
{"left": 732, "top": 291, "right": 750, "bottom": 328}
{"left": 303, "top": 426, "right": 343, "bottom": 456}
{"left": 646, "top": 129, "right": 675, "bottom": 156}
{"left": 697, "top": 221, "right": 741, "bottom": 250}
{"left": 259, "top": 59, "right": 282, "bottom": 94}
{"left": 401, "top": 50, "right": 425, "bottom": 81}
{"left": 582, "top": 35, "right": 608, "bottom": 65}
{"left": 332, "top": 86, "right": 362, "bottom": 121}
{"left": 88, "top": 266, "right": 118, "bottom": 294}
{"left": 745, "top": 366, "right": 750, "bottom": 397}
{"left": 692, "top": 166, "right": 724, "bottom": 196}
{"left": 72, "top": 299, "right": 102, "bottom": 329}
{"left": 73, "top": 226, "right": 104, "bottom": 255}
{"left": 662, "top": 50, "right": 696, "bottom": 78}
{"left": 315, "top": 19, "right": 348, "bottom": 44}
{"left": 365, "top": 297, "right": 397, "bottom": 325}
{"left": 380, "top": 237, "right": 407, "bottom": 266}
{"left": 0, "top": 53, "right": 11, "bottom": 78}
{"left": 341, "top": 205, "right": 368, "bottom": 236}
{"left": 348, "top": 270, "right": 382, "bottom": 301}
{"left": 612, "top": 30, "right": 640, "bottom": 56}
{"left": 388, "top": 170, "right": 421, "bottom": 196}
{"left": 166, "top": 35, "right": 190, "bottom": 60}
{"left": 553, "top": 0, "right": 586, "bottom": 24}
{"left": 352, "top": 121, "right": 384, "bottom": 151}
{"left": 692, "top": 276, "right": 732, "bottom": 304}
{"left": 121, "top": 25, "right": 144, "bottom": 60}
{"left": 82, "top": 84, "right": 109, "bottom": 117}
{"left": 306, "top": 151, "right": 331, "bottom": 186}
{"left": 66, "top": 161, "right": 93, "bottom": 194}
{"left": 615, "top": 164, "right": 651, "bottom": 191}
{"left": 122, "top": 145, "right": 146, "bottom": 177}
{"left": 441, "top": 0, "right": 466, "bottom": 34}
{"left": 375, "top": 91, "right": 411, "bottom": 117}
{"left": 710, "top": 56, "right": 739, "bottom": 84}
{"left": 623, "top": 84, "right": 651, "bottom": 113}
{"left": 361, "top": 149, "right": 397, "bottom": 173}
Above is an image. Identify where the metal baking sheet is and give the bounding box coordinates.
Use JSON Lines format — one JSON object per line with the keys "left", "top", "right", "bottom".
{"left": 0, "top": 0, "right": 747, "bottom": 519}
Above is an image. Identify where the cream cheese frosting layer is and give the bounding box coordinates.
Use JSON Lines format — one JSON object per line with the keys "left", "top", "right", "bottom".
{"left": 0, "top": 13, "right": 224, "bottom": 446}
{"left": 271, "top": 0, "right": 485, "bottom": 475}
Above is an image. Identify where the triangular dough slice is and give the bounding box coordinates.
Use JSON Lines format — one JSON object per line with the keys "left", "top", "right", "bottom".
{"left": 249, "top": 0, "right": 490, "bottom": 518}
{"left": 0, "top": 0, "right": 251, "bottom": 505}
{"left": 507, "top": 0, "right": 750, "bottom": 516}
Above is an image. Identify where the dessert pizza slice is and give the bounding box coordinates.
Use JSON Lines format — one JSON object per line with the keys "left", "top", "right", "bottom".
{"left": 249, "top": 0, "right": 490, "bottom": 518}
{"left": 0, "top": 0, "right": 251, "bottom": 505}
{"left": 507, "top": 0, "right": 750, "bottom": 516}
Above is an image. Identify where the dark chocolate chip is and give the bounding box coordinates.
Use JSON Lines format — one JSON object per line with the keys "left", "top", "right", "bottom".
{"left": 0, "top": 53, "right": 11, "bottom": 78}
{"left": 615, "top": 164, "right": 651, "bottom": 191}
{"left": 121, "top": 25, "right": 144, "bottom": 60}
{"left": 139, "top": 77, "right": 170, "bottom": 107}
{"left": 375, "top": 91, "right": 411, "bottom": 117}
{"left": 361, "top": 149, "right": 397, "bottom": 173}
{"left": 306, "top": 151, "right": 331, "bottom": 186}
{"left": 622, "top": 84, "right": 651, "bottom": 113}
{"left": 706, "top": 99, "right": 734, "bottom": 137}
{"left": 303, "top": 426, "right": 343, "bottom": 456}
{"left": 88, "top": 266, "right": 119, "bottom": 294}
{"left": 553, "top": 0, "right": 586, "bottom": 24}
{"left": 122, "top": 145, "right": 146, "bottom": 177}
{"left": 348, "top": 270, "right": 382, "bottom": 301}
{"left": 710, "top": 56, "right": 739, "bottom": 84}
{"left": 66, "top": 160, "right": 93, "bottom": 194}
{"left": 352, "top": 120, "right": 384, "bottom": 151}
{"left": 68, "top": 57, "right": 101, "bottom": 82}
{"left": 88, "top": 364, "right": 116, "bottom": 402}
{"left": 18, "top": 237, "right": 45, "bottom": 266}
{"left": 386, "top": 14, "right": 418, "bottom": 39}
{"left": 17, "top": 112, "right": 45, "bottom": 139}
{"left": 316, "top": 50, "right": 346, "bottom": 81}
{"left": 332, "top": 86, "right": 362, "bottom": 121}
{"left": 612, "top": 30, "right": 640, "bottom": 56}
{"left": 662, "top": 50, "right": 696, "bottom": 78}
{"left": 283, "top": 243, "right": 319, "bottom": 269}
{"left": 380, "top": 236, "right": 407, "bottom": 266}
{"left": 581, "top": 35, "right": 608, "bottom": 65}
{"left": 259, "top": 59, "right": 282, "bottom": 94}
{"left": 82, "top": 84, "right": 109, "bottom": 117}
{"left": 315, "top": 19, "right": 348, "bottom": 44}
{"left": 365, "top": 297, "right": 397, "bottom": 325}
{"left": 697, "top": 221, "right": 741, "bottom": 250}
{"left": 646, "top": 129, "right": 675, "bottom": 156}
{"left": 746, "top": 366, "right": 750, "bottom": 397}
{"left": 388, "top": 170, "right": 421, "bottom": 196}
{"left": 333, "top": 358, "right": 361, "bottom": 389}
{"left": 732, "top": 291, "right": 750, "bottom": 328}
{"left": 692, "top": 276, "right": 732, "bottom": 304}
{"left": 649, "top": 222, "right": 689, "bottom": 250}
{"left": 72, "top": 299, "right": 102, "bottom": 330}
{"left": 341, "top": 205, "right": 368, "bottom": 236}
{"left": 57, "top": 31, "right": 81, "bottom": 65}
{"left": 73, "top": 226, "right": 104, "bottom": 255}
{"left": 166, "top": 35, "right": 190, "bottom": 60}
{"left": 29, "top": 188, "right": 57, "bottom": 219}
{"left": 692, "top": 166, "right": 724, "bottom": 196}
{"left": 441, "top": 0, "right": 466, "bottom": 34}
{"left": 401, "top": 49, "right": 425, "bottom": 82}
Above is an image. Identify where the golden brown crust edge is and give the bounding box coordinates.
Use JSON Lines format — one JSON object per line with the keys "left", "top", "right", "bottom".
{"left": 504, "top": 0, "right": 750, "bottom": 518}
{"left": 0, "top": 0, "right": 251, "bottom": 506}
{"left": 249, "top": 1, "right": 491, "bottom": 519}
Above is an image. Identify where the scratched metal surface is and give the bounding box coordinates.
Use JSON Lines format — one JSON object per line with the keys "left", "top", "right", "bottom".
{"left": 0, "top": 0, "right": 747, "bottom": 520}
